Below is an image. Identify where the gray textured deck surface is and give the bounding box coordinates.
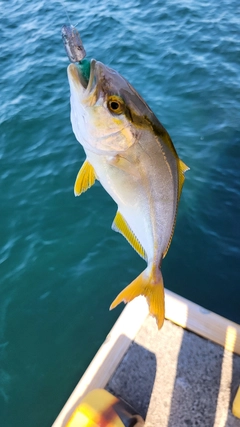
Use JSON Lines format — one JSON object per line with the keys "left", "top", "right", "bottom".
{"left": 106, "top": 317, "right": 240, "bottom": 427}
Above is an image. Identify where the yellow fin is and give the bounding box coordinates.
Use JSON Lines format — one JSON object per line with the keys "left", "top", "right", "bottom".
{"left": 178, "top": 158, "right": 189, "bottom": 202}
{"left": 163, "top": 158, "right": 189, "bottom": 258}
{"left": 112, "top": 211, "right": 147, "bottom": 261}
{"left": 74, "top": 160, "right": 96, "bottom": 196}
{"left": 110, "top": 268, "right": 165, "bottom": 329}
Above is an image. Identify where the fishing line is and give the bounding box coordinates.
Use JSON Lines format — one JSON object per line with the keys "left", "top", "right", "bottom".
{"left": 57, "top": 0, "right": 80, "bottom": 28}
{"left": 57, "top": 0, "right": 72, "bottom": 26}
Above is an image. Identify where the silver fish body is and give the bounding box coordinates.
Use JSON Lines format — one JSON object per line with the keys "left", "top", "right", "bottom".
{"left": 67, "top": 59, "right": 188, "bottom": 328}
{"left": 85, "top": 128, "right": 178, "bottom": 266}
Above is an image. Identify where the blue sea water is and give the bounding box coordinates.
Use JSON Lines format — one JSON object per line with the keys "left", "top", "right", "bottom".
{"left": 0, "top": 0, "right": 239, "bottom": 425}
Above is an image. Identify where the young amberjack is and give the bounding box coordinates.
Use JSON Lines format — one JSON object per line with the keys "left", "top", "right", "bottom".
{"left": 67, "top": 58, "right": 189, "bottom": 329}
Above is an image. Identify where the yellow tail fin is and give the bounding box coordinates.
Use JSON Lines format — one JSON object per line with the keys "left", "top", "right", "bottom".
{"left": 110, "top": 268, "right": 165, "bottom": 329}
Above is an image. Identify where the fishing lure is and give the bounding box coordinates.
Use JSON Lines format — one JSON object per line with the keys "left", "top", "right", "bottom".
{"left": 61, "top": 24, "right": 86, "bottom": 63}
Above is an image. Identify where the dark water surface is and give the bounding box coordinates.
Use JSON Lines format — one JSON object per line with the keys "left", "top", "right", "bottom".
{"left": 1, "top": 0, "right": 239, "bottom": 425}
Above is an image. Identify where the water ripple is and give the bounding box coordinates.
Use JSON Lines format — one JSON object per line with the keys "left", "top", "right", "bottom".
{"left": 1, "top": 1, "right": 240, "bottom": 426}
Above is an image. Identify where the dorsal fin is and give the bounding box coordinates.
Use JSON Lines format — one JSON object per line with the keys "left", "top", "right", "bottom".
{"left": 112, "top": 211, "right": 147, "bottom": 261}
{"left": 163, "top": 158, "right": 189, "bottom": 258}
{"left": 178, "top": 158, "right": 189, "bottom": 202}
{"left": 74, "top": 160, "right": 97, "bottom": 196}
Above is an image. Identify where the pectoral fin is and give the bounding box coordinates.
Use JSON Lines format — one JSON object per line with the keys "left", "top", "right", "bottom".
{"left": 74, "top": 160, "right": 97, "bottom": 196}
{"left": 107, "top": 154, "right": 140, "bottom": 179}
{"left": 112, "top": 211, "right": 147, "bottom": 261}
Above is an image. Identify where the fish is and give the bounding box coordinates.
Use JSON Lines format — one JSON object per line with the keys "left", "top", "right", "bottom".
{"left": 66, "top": 50, "right": 189, "bottom": 329}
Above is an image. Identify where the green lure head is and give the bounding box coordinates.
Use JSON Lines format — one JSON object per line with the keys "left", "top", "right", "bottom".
{"left": 78, "top": 59, "right": 91, "bottom": 84}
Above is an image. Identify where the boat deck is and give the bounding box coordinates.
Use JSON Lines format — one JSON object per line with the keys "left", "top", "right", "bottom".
{"left": 106, "top": 316, "right": 240, "bottom": 427}
{"left": 53, "top": 292, "right": 240, "bottom": 427}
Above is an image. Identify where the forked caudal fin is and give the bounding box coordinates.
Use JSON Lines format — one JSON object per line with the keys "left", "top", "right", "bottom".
{"left": 110, "top": 268, "right": 165, "bottom": 329}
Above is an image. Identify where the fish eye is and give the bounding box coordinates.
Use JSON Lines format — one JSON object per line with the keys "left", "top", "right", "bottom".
{"left": 107, "top": 96, "right": 124, "bottom": 114}
{"left": 110, "top": 101, "right": 120, "bottom": 110}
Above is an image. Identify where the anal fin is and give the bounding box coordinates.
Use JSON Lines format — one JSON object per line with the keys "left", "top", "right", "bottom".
{"left": 112, "top": 211, "right": 147, "bottom": 261}
{"left": 74, "top": 159, "right": 97, "bottom": 196}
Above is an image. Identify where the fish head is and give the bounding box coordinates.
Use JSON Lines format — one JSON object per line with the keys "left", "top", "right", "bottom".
{"left": 67, "top": 59, "right": 155, "bottom": 155}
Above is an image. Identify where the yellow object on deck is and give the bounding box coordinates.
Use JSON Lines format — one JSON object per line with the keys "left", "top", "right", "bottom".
{"left": 66, "top": 388, "right": 144, "bottom": 427}
{"left": 232, "top": 386, "right": 240, "bottom": 418}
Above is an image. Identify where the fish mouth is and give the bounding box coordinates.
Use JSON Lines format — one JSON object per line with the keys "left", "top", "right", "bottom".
{"left": 67, "top": 59, "right": 96, "bottom": 93}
